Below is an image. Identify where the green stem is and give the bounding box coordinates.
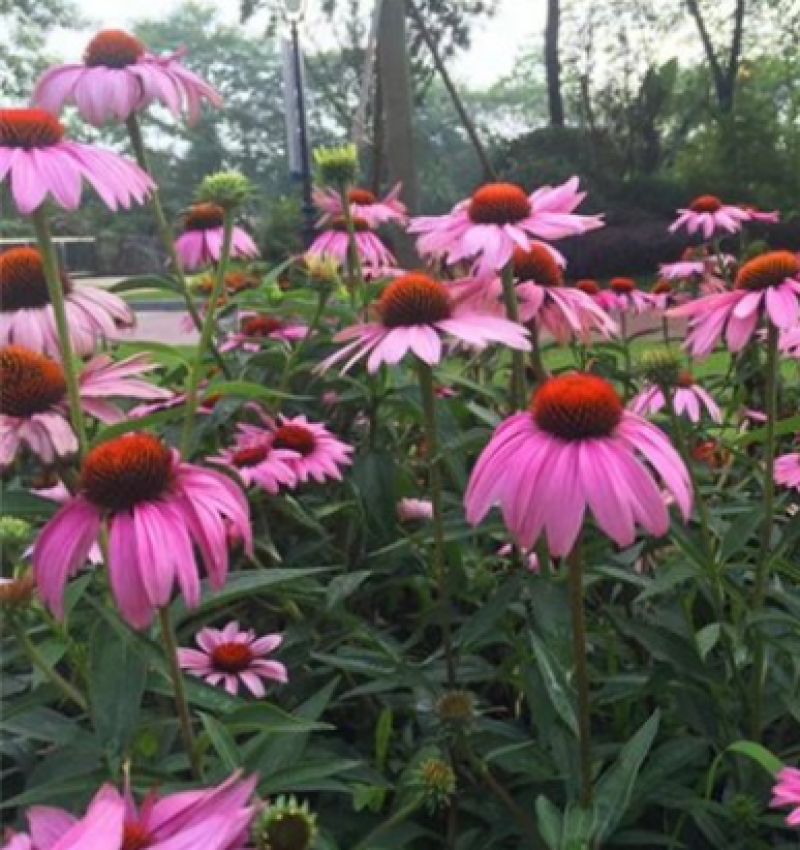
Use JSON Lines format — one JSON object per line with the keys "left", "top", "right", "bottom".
{"left": 125, "top": 114, "right": 230, "bottom": 379}
{"left": 31, "top": 208, "right": 88, "bottom": 453}
{"left": 180, "top": 215, "right": 234, "bottom": 457}
{"left": 750, "top": 321, "right": 779, "bottom": 739}
{"left": 337, "top": 184, "right": 368, "bottom": 314}
{"left": 567, "top": 542, "right": 593, "bottom": 807}
{"left": 500, "top": 264, "right": 527, "bottom": 409}
{"left": 417, "top": 360, "right": 456, "bottom": 688}
{"left": 11, "top": 618, "right": 88, "bottom": 711}
{"left": 528, "top": 322, "right": 550, "bottom": 386}
{"left": 158, "top": 607, "right": 201, "bottom": 779}
{"left": 620, "top": 312, "right": 632, "bottom": 401}
{"left": 272, "top": 289, "right": 330, "bottom": 411}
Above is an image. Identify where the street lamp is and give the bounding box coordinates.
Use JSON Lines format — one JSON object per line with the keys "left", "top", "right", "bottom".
{"left": 282, "top": 0, "right": 315, "bottom": 248}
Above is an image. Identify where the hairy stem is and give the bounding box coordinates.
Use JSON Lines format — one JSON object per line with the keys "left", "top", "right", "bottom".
{"left": 158, "top": 607, "right": 201, "bottom": 779}
{"left": 31, "top": 207, "right": 88, "bottom": 453}
{"left": 125, "top": 114, "right": 230, "bottom": 378}
{"left": 750, "top": 321, "right": 779, "bottom": 739}
{"left": 180, "top": 215, "right": 234, "bottom": 456}
{"left": 500, "top": 263, "right": 528, "bottom": 409}
{"left": 417, "top": 360, "right": 456, "bottom": 687}
{"left": 11, "top": 618, "right": 88, "bottom": 712}
{"left": 567, "top": 542, "right": 593, "bottom": 807}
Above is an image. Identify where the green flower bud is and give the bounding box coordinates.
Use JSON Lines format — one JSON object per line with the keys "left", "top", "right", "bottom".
{"left": 728, "top": 793, "right": 760, "bottom": 831}
{"left": 252, "top": 796, "right": 317, "bottom": 850}
{"left": 0, "top": 517, "right": 31, "bottom": 547}
{"left": 639, "top": 349, "right": 683, "bottom": 387}
{"left": 195, "top": 171, "right": 254, "bottom": 210}
{"left": 314, "top": 144, "right": 358, "bottom": 189}
{"left": 412, "top": 757, "right": 456, "bottom": 814}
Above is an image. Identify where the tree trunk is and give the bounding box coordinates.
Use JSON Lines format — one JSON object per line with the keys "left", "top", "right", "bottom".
{"left": 545, "top": 0, "right": 565, "bottom": 126}
{"left": 377, "top": 0, "right": 419, "bottom": 263}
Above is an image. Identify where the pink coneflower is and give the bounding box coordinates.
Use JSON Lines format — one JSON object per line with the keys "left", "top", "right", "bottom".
{"left": 220, "top": 314, "right": 309, "bottom": 353}
{"left": 771, "top": 766, "right": 800, "bottom": 827}
{"left": 174, "top": 203, "right": 259, "bottom": 270}
{"left": 32, "top": 433, "right": 252, "bottom": 629}
{"left": 307, "top": 216, "right": 396, "bottom": 275}
{"left": 595, "top": 277, "right": 657, "bottom": 314}
{"left": 397, "top": 497, "right": 434, "bottom": 523}
{"left": 178, "top": 621, "right": 287, "bottom": 696}
{"left": 211, "top": 426, "right": 298, "bottom": 494}
{"left": 0, "top": 346, "right": 171, "bottom": 468}
{"left": 33, "top": 29, "right": 221, "bottom": 126}
{"left": 670, "top": 251, "right": 800, "bottom": 357}
{"left": 470, "top": 245, "right": 617, "bottom": 343}
{"left": 0, "top": 108, "right": 153, "bottom": 215}
{"left": 629, "top": 373, "right": 722, "bottom": 423}
{"left": 739, "top": 204, "right": 779, "bottom": 224}
{"left": 775, "top": 453, "right": 800, "bottom": 491}
{"left": 268, "top": 414, "right": 353, "bottom": 484}
{"left": 669, "top": 194, "right": 750, "bottom": 240}
{"left": 465, "top": 374, "right": 691, "bottom": 555}
{"left": 319, "top": 272, "right": 530, "bottom": 373}
{"left": 0, "top": 247, "right": 134, "bottom": 358}
{"left": 409, "top": 178, "right": 603, "bottom": 277}
{"left": 4, "top": 784, "right": 125, "bottom": 850}
{"left": 314, "top": 183, "right": 408, "bottom": 227}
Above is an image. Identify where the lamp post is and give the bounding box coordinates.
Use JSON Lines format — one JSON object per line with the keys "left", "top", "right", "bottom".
{"left": 283, "top": 0, "right": 316, "bottom": 248}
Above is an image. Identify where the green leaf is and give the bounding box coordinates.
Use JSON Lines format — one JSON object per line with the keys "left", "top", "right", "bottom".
{"left": 111, "top": 274, "right": 183, "bottom": 295}
{"left": 735, "top": 414, "right": 800, "bottom": 446}
{"left": 199, "top": 712, "right": 241, "bottom": 771}
{"left": 530, "top": 633, "right": 578, "bottom": 736}
{"left": 206, "top": 380, "right": 309, "bottom": 403}
{"left": 171, "top": 568, "right": 330, "bottom": 623}
{"left": 727, "top": 740, "right": 784, "bottom": 776}
{"left": 224, "top": 702, "right": 332, "bottom": 735}
{"left": 375, "top": 707, "right": 393, "bottom": 772}
{"left": 89, "top": 621, "right": 148, "bottom": 757}
{"left": 593, "top": 710, "right": 661, "bottom": 841}
{"left": 535, "top": 795, "right": 563, "bottom": 849}
{"left": 0, "top": 488, "right": 57, "bottom": 518}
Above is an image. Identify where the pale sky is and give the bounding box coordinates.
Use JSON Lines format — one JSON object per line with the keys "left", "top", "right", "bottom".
{"left": 50, "top": 0, "right": 545, "bottom": 89}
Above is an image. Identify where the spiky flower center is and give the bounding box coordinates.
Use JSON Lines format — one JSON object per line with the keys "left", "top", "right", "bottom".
{"left": 232, "top": 444, "right": 270, "bottom": 468}
{"left": 329, "top": 216, "right": 370, "bottom": 232}
{"left": 84, "top": 29, "right": 145, "bottom": 68}
{"left": 468, "top": 183, "right": 530, "bottom": 225}
{"left": 575, "top": 279, "right": 600, "bottom": 295}
{"left": 532, "top": 374, "right": 623, "bottom": 440}
{"left": 610, "top": 277, "right": 636, "bottom": 294}
{"left": 378, "top": 272, "right": 452, "bottom": 327}
{"left": 689, "top": 195, "right": 723, "bottom": 213}
{"left": 735, "top": 251, "right": 799, "bottom": 291}
{"left": 512, "top": 245, "right": 562, "bottom": 286}
{"left": 226, "top": 270, "right": 258, "bottom": 292}
{"left": 121, "top": 823, "right": 152, "bottom": 850}
{"left": 652, "top": 279, "right": 673, "bottom": 295}
{"left": 0, "top": 346, "right": 66, "bottom": 417}
{"left": 348, "top": 188, "right": 377, "bottom": 206}
{"left": 211, "top": 641, "right": 254, "bottom": 673}
{"left": 0, "top": 108, "right": 64, "bottom": 149}
{"left": 0, "top": 247, "right": 71, "bottom": 311}
{"left": 677, "top": 371, "right": 694, "bottom": 388}
{"left": 273, "top": 424, "right": 315, "bottom": 456}
{"left": 184, "top": 203, "right": 225, "bottom": 231}
{"left": 241, "top": 316, "right": 282, "bottom": 337}
{"left": 80, "top": 434, "right": 173, "bottom": 511}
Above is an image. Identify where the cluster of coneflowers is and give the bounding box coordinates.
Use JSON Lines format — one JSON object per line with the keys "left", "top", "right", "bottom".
{"left": 2, "top": 23, "right": 800, "bottom": 845}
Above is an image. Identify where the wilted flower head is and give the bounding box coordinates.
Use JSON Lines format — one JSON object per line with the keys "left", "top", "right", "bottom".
{"left": 0, "top": 573, "right": 37, "bottom": 610}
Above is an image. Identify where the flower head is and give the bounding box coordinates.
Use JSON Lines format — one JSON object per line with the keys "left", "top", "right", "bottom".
{"left": 775, "top": 452, "right": 800, "bottom": 492}
{"left": 196, "top": 171, "right": 254, "bottom": 210}
{"left": 595, "top": 277, "right": 657, "bottom": 315}
{"left": 33, "top": 29, "right": 221, "bottom": 126}
{"left": 465, "top": 373, "right": 691, "bottom": 555}
{"left": 0, "top": 108, "right": 153, "bottom": 214}
{"left": 630, "top": 372, "right": 721, "bottom": 424}
{"left": 314, "top": 143, "right": 359, "bottom": 188}
{"left": 175, "top": 203, "right": 259, "bottom": 270}
{"left": 268, "top": 414, "right": 353, "bottom": 484}
{"left": 409, "top": 177, "right": 603, "bottom": 277}
{"left": 0, "top": 346, "right": 171, "bottom": 469}
{"left": 397, "top": 497, "right": 434, "bottom": 523}
{"left": 32, "top": 433, "right": 252, "bottom": 628}
{"left": 211, "top": 426, "right": 298, "bottom": 494}
{"left": 307, "top": 217, "right": 396, "bottom": 276}
{"left": 252, "top": 795, "right": 318, "bottom": 850}
{"left": 178, "top": 620, "right": 287, "bottom": 697}
{"left": 0, "top": 247, "right": 134, "bottom": 358}
{"left": 319, "top": 272, "right": 530, "bottom": 373}
{"left": 669, "top": 251, "right": 800, "bottom": 357}
{"left": 770, "top": 766, "right": 800, "bottom": 827}
{"left": 314, "top": 183, "right": 407, "bottom": 228}
{"left": 669, "top": 195, "right": 750, "bottom": 240}
{"left": 221, "top": 314, "right": 309, "bottom": 353}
